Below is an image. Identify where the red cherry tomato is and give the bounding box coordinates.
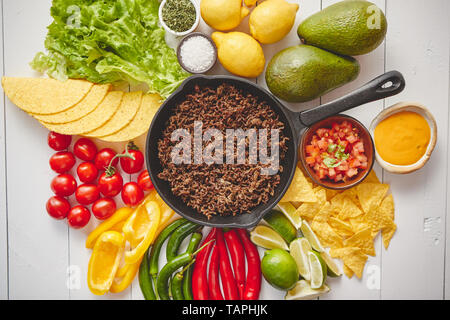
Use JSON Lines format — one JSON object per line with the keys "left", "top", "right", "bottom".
{"left": 137, "top": 170, "right": 154, "bottom": 191}
{"left": 77, "top": 162, "right": 98, "bottom": 183}
{"left": 49, "top": 151, "right": 76, "bottom": 174}
{"left": 121, "top": 182, "right": 144, "bottom": 207}
{"left": 94, "top": 148, "right": 118, "bottom": 171}
{"left": 92, "top": 198, "right": 117, "bottom": 220}
{"left": 98, "top": 171, "right": 124, "bottom": 197}
{"left": 75, "top": 184, "right": 100, "bottom": 205}
{"left": 46, "top": 196, "right": 71, "bottom": 220}
{"left": 120, "top": 146, "right": 144, "bottom": 174}
{"left": 67, "top": 205, "right": 91, "bottom": 229}
{"left": 51, "top": 174, "right": 77, "bottom": 197}
{"left": 73, "top": 138, "right": 98, "bottom": 161}
{"left": 48, "top": 132, "right": 72, "bottom": 151}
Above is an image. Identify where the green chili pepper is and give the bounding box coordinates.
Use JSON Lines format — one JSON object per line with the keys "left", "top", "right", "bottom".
{"left": 138, "top": 248, "right": 156, "bottom": 300}
{"left": 157, "top": 240, "right": 213, "bottom": 300}
{"left": 170, "top": 272, "right": 184, "bottom": 300}
{"left": 149, "top": 219, "right": 189, "bottom": 281}
{"left": 166, "top": 221, "right": 200, "bottom": 262}
{"left": 182, "top": 232, "right": 202, "bottom": 300}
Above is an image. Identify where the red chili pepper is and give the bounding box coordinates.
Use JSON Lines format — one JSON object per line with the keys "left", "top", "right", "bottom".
{"left": 236, "top": 229, "right": 261, "bottom": 300}
{"left": 192, "top": 228, "right": 216, "bottom": 300}
{"left": 224, "top": 229, "right": 246, "bottom": 299}
{"left": 208, "top": 243, "right": 224, "bottom": 300}
{"left": 216, "top": 228, "right": 239, "bottom": 300}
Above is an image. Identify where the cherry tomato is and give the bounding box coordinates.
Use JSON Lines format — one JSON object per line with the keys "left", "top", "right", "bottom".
{"left": 92, "top": 198, "right": 117, "bottom": 220}
{"left": 48, "top": 132, "right": 72, "bottom": 151}
{"left": 98, "top": 171, "right": 123, "bottom": 197}
{"left": 120, "top": 146, "right": 144, "bottom": 174}
{"left": 94, "top": 148, "right": 118, "bottom": 171}
{"left": 46, "top": 196, "right": 71, "bottom": 220}
{"left": 51, "top": 174, "right": 77, "bottom": 197}
{"left": 75, "top": 184, "right": 100, "bottom": 205}
{"left": 77, "top": 162, "right": 98, "bottom": 183}
{"left": 49, "top": 151, "right": 76, "bottom": 174}
{"left": 137, "top": 170, "right": 154, "bottom": 191}
{"left": 73, "top": 138, "right": 97, "bottom": 161}
{"left": 67, "top": 205, "right": 91, "bottom": 229}
{"left": 121, "top": 182, "right": 144, "bottom": 207}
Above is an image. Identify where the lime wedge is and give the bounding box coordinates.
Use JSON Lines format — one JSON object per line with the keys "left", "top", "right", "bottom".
{"left": 320, "top": 251, "right": 342, "bottom": 277}
{"left": 264, "top": 210, "right": 297, "bottom": 244}
{"left": 308, "top": 251, "right": 327, "bottom": 289}
{"left": 276, "top": 202, "right": 302, "bottom": 229}
{"left": 250, "top": 225, "right": 289, "bottom": 250}
{"left": 285, "top": 280, "right": 330, "bottom": 300}
{"left": 300, "top": 221, "right": 324, "bottom": 252}
{"left": 289, "top": 238, "right": 312, "bottom": 281}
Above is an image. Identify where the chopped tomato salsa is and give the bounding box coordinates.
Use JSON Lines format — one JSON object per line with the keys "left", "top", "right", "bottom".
{"left": 305, "top": 121, "right": 368, "bottom": 182}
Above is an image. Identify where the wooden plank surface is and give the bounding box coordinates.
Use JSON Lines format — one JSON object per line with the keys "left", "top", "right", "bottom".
{"left": 0, "top": 0, "right": 449, "bottom": 300}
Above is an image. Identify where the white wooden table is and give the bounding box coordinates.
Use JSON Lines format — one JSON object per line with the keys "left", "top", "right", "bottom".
{"left": 1, "top": 0, "right": 449, "bottom": 300}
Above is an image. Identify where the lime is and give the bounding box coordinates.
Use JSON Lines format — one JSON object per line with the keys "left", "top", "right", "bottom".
{"left": 285, "top": 280, "right": 330, "bottom": 300}
{"left": 250, "top": 225, "right": 289, "bottom": 250}
{"left": 264, "top": 209, "right": 297, "bottom": 243}
{"left": 320, "top": 251, "right": 342, "bottom": 277}
{"left": 308, "top": 251, "right": 327, "bottom": 289}
{"left": 276, "top": 202, "right": 302, "bottom": 229}
{"left": 289, "top": 238, "right": 312, "bottom": 281}
{"left": 261, "top": 248, "right": 299, "bottom": 290}
{"left": 300, "top": 221, "right": 324, "bottom": 252}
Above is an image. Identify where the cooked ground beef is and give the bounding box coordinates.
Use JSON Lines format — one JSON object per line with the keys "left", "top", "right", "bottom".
{"left": 157, "top": 83, "right": 289, "bottom": 218}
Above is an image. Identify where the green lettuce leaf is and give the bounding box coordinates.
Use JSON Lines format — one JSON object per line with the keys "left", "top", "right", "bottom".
{"left": 30, "top": 0, "right": 189, "bottom": 98}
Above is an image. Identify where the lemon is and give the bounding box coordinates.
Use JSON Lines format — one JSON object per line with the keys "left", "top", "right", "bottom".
{"left": 289, "top": 238, "right": 312, "bottom": 281}
{"left": 285, "top": 280, "right": 330, "bottom": 300}
{"left": 201, "top": 0, "right": 249, "bottom": 31}
{"left": 250, "top": 225, "right": 289, "bottom": 250}
{"left": 320, "top": 251, "right": 342, "bottom": 277}
{"left": 264, "top": 210, "right": 297, "bottom": 243}
{"left": 309, "top": 251, "right": 327, "bottom": 289}
{"left": 276, "top": 202, "right": 302, "bottom": 229}
{"left": 212, "top": 31, "right": 265, "bottom": 78}
{"left": 300, "top": 221, "right": 325, "bottom": 253}
{"left": 249, "top": 0, "right": 299, "bottom": 44}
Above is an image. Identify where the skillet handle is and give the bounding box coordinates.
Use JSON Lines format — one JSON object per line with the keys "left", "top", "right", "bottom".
{"left": 299, "top": 71, "right": 405, "bottom": 127}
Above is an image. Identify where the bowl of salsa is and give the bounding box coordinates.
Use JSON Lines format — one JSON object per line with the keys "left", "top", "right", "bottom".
{"left": 299, "top": 115, "right": 375, "bottom": 190}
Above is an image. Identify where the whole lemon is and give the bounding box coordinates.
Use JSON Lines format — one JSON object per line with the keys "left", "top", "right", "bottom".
{"left": 201, "top": 0, "right": 249, "bottom": 31}
{"left": 212, "top": 32, "right": 265, "bottom": 78}
{"left": 249, "top": 0, "right": 299, "bottom": 44}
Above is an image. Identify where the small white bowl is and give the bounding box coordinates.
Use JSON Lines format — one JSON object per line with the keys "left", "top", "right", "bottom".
{"left": 369, "top": 102, "right": 437, "bottom": 174}
{"left": 159, "top": 0, "right": 200, "bottom": 37}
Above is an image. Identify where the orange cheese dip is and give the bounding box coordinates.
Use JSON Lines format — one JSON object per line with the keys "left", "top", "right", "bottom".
{"left": 374, "top": 111, "right": 430, "bottom": 166}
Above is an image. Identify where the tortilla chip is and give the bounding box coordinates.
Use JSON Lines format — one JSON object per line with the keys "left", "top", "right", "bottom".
{"left": 356, "top": 183, "right": 389, "bottom": 214}
{"left": 382, "top": 222, "right": 397, "bottom": 249}
{"left": 343, "top": 227, "right": 376, "bottom": 256}
{"left": 326, "top": 189, "right": 342, "bottom": 201}
{"left": 364, "top": 170, "right": 381, "bottom": 184}
{"left": 281, "top": 167, "right": 317, "bottom": 203}
{"left": 2, "top": 77, "right": 93, "bottom": 114}
{"left": 379, "top": 194, "right": 395, "bottom": 221}
{"left": 85, "top": 91, "right": 143, "bottom": 137}
{"left": 364, "top": 195, "right": 395, "bottom": 237}
{"left": 99, "top": 93, "right": 161, "bottom": 142}
{"left": 343, "top": 264, "right": 354, "bottom": 278}
{"left": 349, "top": 215, "right": 369, "bottom": 234}
{"left": 32, "top": 84, "right": 111, "bottom": 123}
{"left": 311, "top": 207, "right": 343, "bottom": 249}
{"left": 41, "top": 91, "right": 124, "bottom": 135}
{"left": 330, "top": 247, "right": 367, "bottom": 279}
{"left": 329, "top": 217, "right": 354, "bottom": 238}
{"left": 331, "top": 194, "right": 363, "bottom": 220}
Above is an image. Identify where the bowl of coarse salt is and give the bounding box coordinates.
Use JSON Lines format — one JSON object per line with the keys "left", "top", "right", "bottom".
{"left": 177, "top": 32, "right": 218, "bottom": 74}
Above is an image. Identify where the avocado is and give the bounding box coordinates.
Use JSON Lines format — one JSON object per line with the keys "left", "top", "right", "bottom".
{"left": 297, "top": 0, "right": 387, "bottom": 56}
{"left": 265, "top": 45, "right": 360, "bottom": 102}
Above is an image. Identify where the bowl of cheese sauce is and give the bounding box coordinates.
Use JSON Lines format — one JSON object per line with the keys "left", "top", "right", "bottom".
{"left": 370, "top": 102, "right": 437, "bottom": 174}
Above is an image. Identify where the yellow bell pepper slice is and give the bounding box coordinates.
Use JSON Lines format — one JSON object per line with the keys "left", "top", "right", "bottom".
{"left": 123, "top": 201, "right": 161, "bottom": 265}
{"left": 109, "top": 257, "right": 143, "bottom": 293}
{"left": 85, "top": 207, "right": 134, "bottom": 249}
{"left": 87, "top": 231, "right": 125, "bottom": 295}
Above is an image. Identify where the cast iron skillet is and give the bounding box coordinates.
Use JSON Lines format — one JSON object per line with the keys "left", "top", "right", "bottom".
{"left": 146, "top": 71, "right": 405, "bottom": 228}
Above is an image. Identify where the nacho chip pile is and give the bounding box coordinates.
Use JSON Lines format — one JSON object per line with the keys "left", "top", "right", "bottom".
{"left": 2, "top": 77, "right": 161, "bottom": 142}
{"left": 280, "top": 167, "right": 396, "bottom": 279}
